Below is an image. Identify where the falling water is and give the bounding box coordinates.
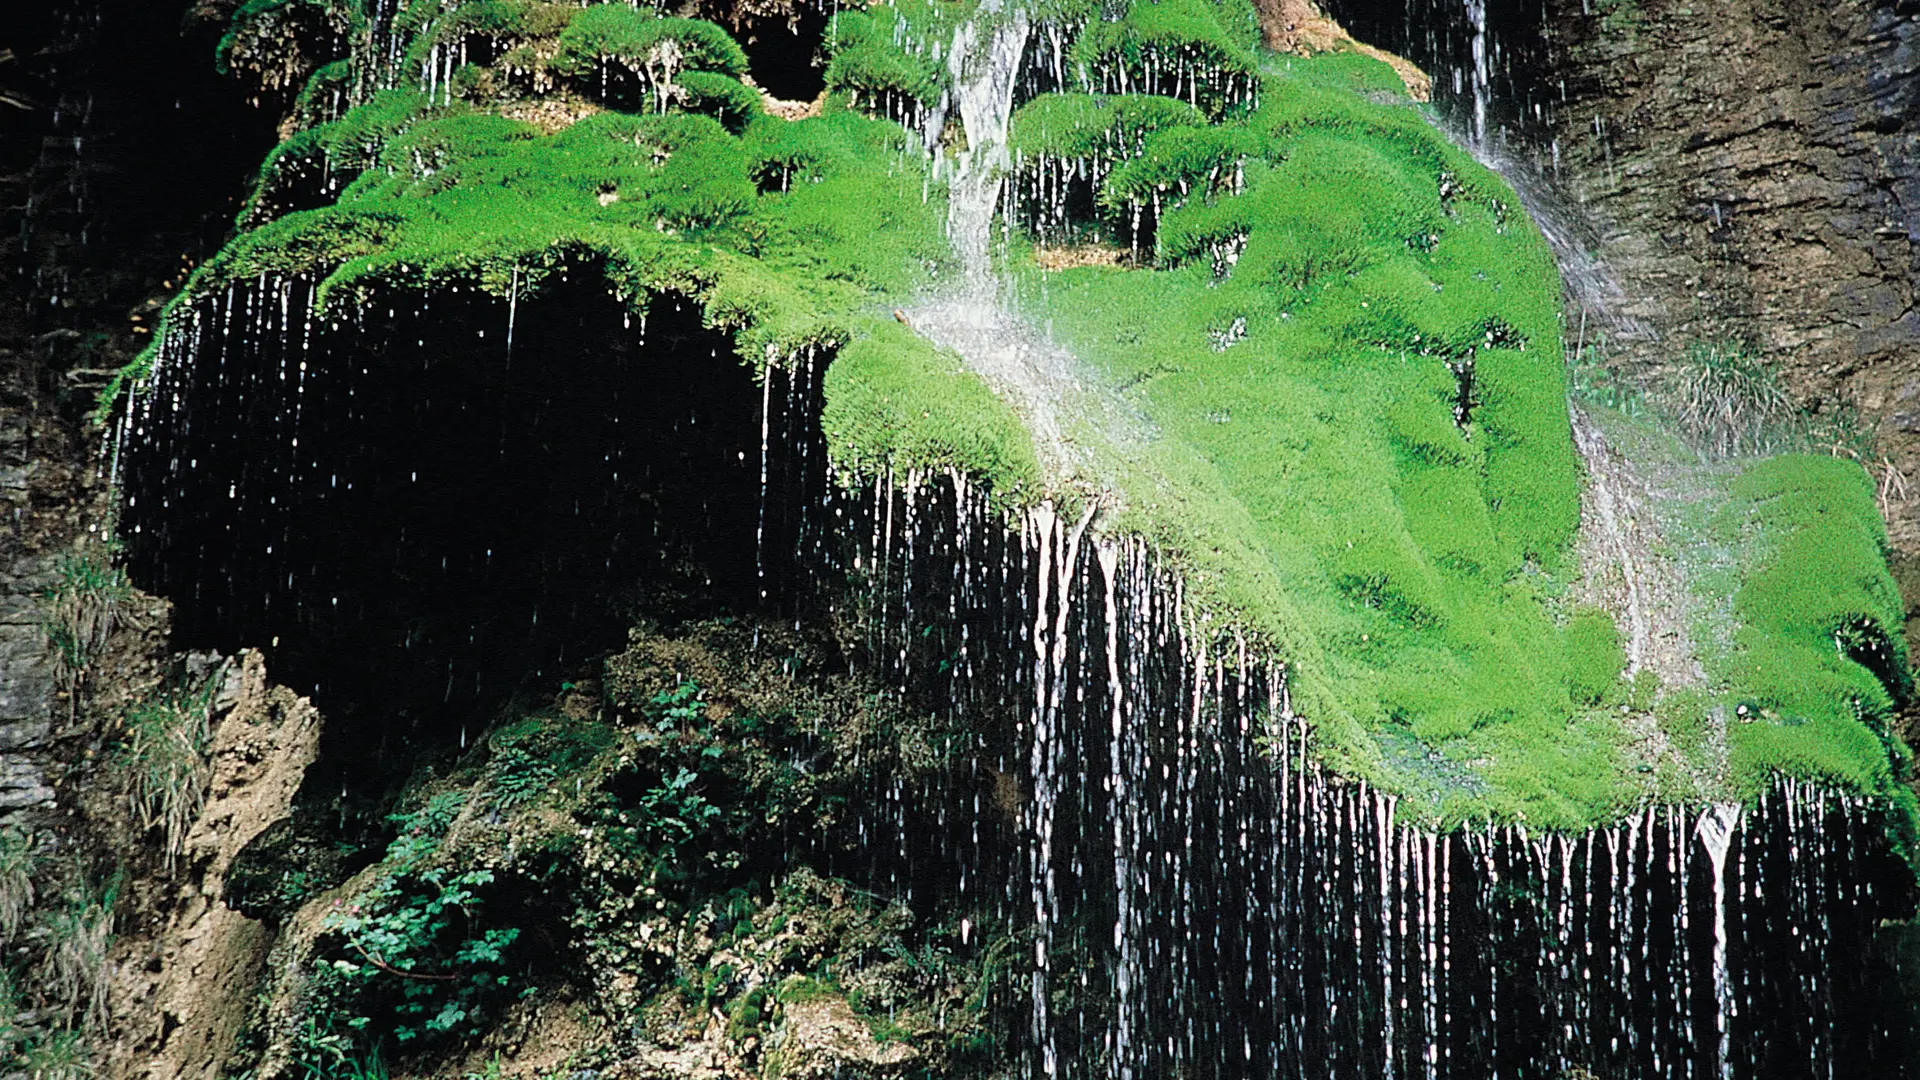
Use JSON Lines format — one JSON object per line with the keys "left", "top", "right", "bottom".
{"left": 111, "top": 2, "right": 1918, "bottom": 1074}
{"left": 1463, "top": 0, "right": 1489, "bottom": 146}
{"left": 805, "top": 472, "right": 1912, "bottom": 1079}
{"left": 943, "top": 0, "right": 1033, "bottom": 295}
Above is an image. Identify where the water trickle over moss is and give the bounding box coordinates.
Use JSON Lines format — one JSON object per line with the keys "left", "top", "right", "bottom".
{"left": 116, "top": 0, "right": 1914, "bottom": 834}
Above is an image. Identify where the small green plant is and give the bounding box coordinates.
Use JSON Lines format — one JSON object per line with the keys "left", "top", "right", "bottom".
{"left": 303, "top": 794, "right": 522, "bottom": 1062}
{"left": 1592, "top": 0, "right": 1646, "bottom": 34}
{"left": 41, "top": 549, "right": 130, "bottom": 692}
{"left": 1566, "top": 331, "right": 1641, "bottom": 414}
{"left": 648, "top": 680, "right": 706, "bottom": 730}
{"left": 486, "top": 714, "right": 614, "bottom": 811}
{"left": 0, "top": 829, "right": 39, "bottom": 942}
{"left": 124, "top": 689, "right": 215, "bottom": 868}
{"left": 293, "top": 1018, "right": 387, "bottom": 1080}
{"left": 1663, "top": 340, "right": 1797, "bottom": 457}
{"left": 0, "top": 968, "right": 26, "bottom": 1064}
{"left": 726, "top": 985, "right": 771, "bottom": 1039}
{"left": 21, "top": 1029, "right": 91, "bottom": 1080}
{"left": 39, "top": 883, "right": 115, "bottom": 1033}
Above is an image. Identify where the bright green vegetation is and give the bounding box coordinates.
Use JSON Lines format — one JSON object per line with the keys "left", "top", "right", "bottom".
{"left": 1008, "top": 53, "right": 1616, "bottom": 826}
{"left": 1577, "top": 396, "right": 1917, "bottom": 844}
{"left": 120, "top": 0, "right": 1913, "bottom": 831}
{"left": 1698, "top": 456, "right": 1914, "bottom": 817}
{"left": 1000, "top": 46, "right": 1909, "bottom": 827}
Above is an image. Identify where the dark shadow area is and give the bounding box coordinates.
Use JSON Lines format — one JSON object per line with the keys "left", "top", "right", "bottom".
{"left": 732, "top": 10, "right": 829, "bottom": 102}
{"left": 1315, "top": 0, "right": 1556, "bottom": 143}
{"left": 118, "top": 274, "right": 786, "bottom": 779}
{"left": 4, "top": 0, "right": 278, "bottom": 415}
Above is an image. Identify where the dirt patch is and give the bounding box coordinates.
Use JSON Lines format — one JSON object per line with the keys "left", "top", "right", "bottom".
{"left": 760, "top": 998, "right": 917, "bottom": 1080}
{"left": 1256, "top": 0, "right": 1433, "bottom": 101}
{"left": 743, "top": 76, "right": 822, "bottom": 122}
{"left": 1034, "top": 244, "right": 1128, "bottom": 272}
{"left": 498, "top": 97, "right": 605, "bottom": 134}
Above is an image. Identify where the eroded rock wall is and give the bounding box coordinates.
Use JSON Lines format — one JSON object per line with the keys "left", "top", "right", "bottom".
{"left": 1543, "top": 0, "right": 1920, "bottom": 635}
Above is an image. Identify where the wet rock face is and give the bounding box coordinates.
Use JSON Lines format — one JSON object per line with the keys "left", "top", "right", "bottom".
{"left": 1543, "top": 0, "right": 1920, "bottom": 550}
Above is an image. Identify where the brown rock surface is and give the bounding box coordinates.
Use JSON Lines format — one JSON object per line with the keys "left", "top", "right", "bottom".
{"left": 1544, "top": 0, "right": 1920, "bottom": 644}
{"left": 1255, "top": 0, "right": 1434, "bottom": 100}
{"left": 107, "top": 651, "right": 323, "bottom": 1080}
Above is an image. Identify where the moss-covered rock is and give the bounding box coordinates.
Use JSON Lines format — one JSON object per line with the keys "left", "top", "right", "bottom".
{"left": 116, "top": 0, "right": 1916, "bottom": 838}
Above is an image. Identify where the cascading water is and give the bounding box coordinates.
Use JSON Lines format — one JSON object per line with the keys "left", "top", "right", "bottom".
{"left": 110, "top": 0, "right": 1920, "bottom": 1075}
{"left": 816, "top": 4, "right": 1917, "bottom": 1076}
{"left": 811, "top": 469, "right": 1913, "bottom": 1078}
{"left": 943, "top": 0, "right": 1033, "bottom": 295}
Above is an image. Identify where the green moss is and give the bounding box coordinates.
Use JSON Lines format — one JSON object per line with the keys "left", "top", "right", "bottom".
{"left": 1564, "top": 607, "right": 1627, "bottom": 707}
{"left": 1269, "top": 49, "right": 1415, "bottom": 100}
{"left": 822, "top": 320, "right": 1041, "bottom": 499}
{"left": 1072, "top": 0, "right": 1260, "bottom": 118}
{"left": 994, "top": 52, "right": 1626, "bottom": 826}
{"left": 824, "top": 4, "right": 956, "bottom": 119}
{"left": 1712, "top": 456, "right": 1911, "bottom": 802}
{"left": 555, "top": 7, "right": 748, "bottom": 78}
{"left": 125, "top": 9, "right": 1914, "bottom": 835}
{"left": 1009, "top": 93, "right": 1208, "bottom": 161}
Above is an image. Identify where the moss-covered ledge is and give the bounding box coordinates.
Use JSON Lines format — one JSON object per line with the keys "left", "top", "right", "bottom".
{"left": 108, "top": 0, "right": 1917, "bottom": 840}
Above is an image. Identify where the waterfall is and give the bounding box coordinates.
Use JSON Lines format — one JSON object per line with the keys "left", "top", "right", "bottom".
{"left": 1696, "top": 803, "right": 1741, "bottom": 1080}
{"left": 111, "top": 2, "right": 1919, "bottom": 1074}
{"left": 1463, "top": 0, "right": 1489, "bottom": 147}
{"left": 943, "top": 0, "right": 1033, "bottom": 295}
{"left": 804, "top": 471, "right": 1911, "bottom": 1079}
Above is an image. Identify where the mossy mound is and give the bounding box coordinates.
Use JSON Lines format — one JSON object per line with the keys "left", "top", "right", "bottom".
{"left": 118, "top": 0, "right": 1913, "bottom": 832}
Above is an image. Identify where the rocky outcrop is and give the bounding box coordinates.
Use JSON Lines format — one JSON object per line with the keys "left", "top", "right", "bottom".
{"left": 1542, "top": 0, "right": 1920, "bottom": 641}
{"left": 1255, "top": 0, "right": 1435, "bottom": 99}
{"left": 107, "top": 651, "right": 321, "bottom": 1080}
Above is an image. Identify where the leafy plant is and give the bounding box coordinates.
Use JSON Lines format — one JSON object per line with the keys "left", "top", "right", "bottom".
{"left": 319, "top": 867, "right": 521, "bottom": 1044}
{"left": 648, "top": 680, "right": 706, "bottom": 730}
{"left": 302, "top": 792, "right": 522, "bottom": 1061}
{"left": 124, "top": 688, "right": 215, "bottom": 868}
{"left": 41, "top": 549, "right": 130, "bottom": 692}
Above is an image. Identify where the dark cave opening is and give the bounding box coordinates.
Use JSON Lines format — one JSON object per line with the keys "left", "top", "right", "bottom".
{"left": 731, "top": 11, "right": 830, "bottom": 103}
{"left": 1315, "top": 0, "right": 1557, "bottom": 143}
{"left": 119, "top": 272, "right": 822, "bottom": 781}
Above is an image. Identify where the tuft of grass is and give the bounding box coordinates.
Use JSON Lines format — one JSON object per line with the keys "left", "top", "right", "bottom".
{"left": 124, "top": 689, "right": 215, "bottom": 869}
{"left": 39, "top": 883, "right": 114, "bottom": 1033}
{"left": 41, "top": 550, "right": 130, "bottom": 693}
{"left": 1662, "top": 339, "right": 1797, "bottom": 458}
{"left": 0, "top": 968, "right": 24, "bottom": 1064}
{"left": 0, "top": 829, "right": 39, "bottom": 942}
